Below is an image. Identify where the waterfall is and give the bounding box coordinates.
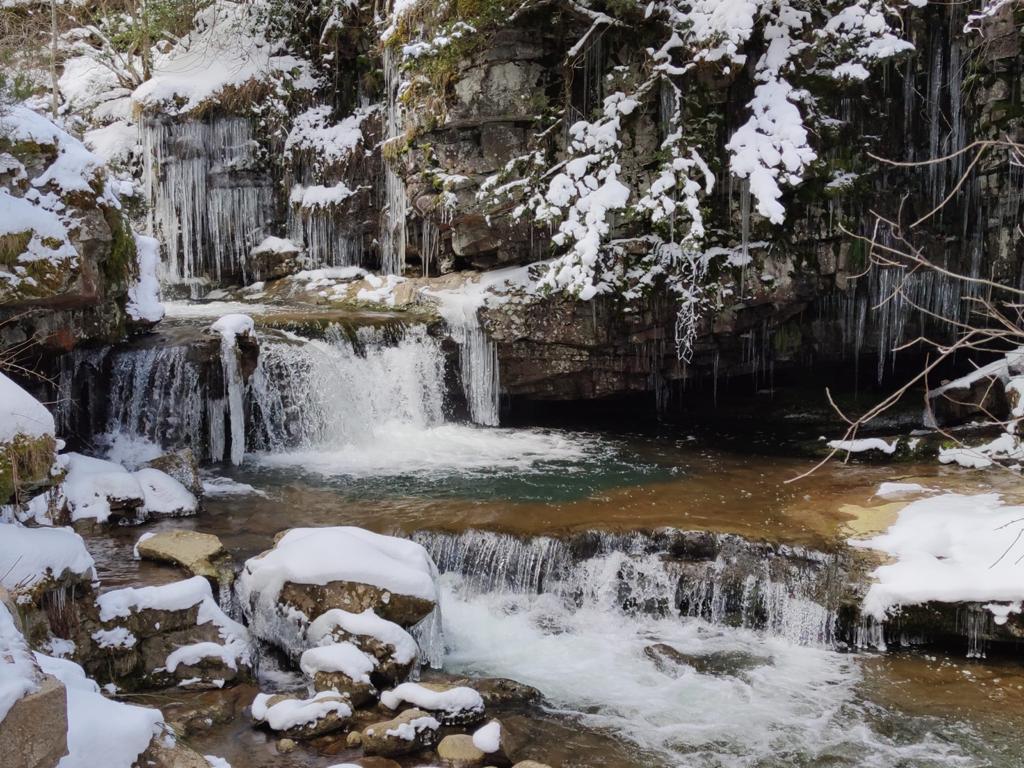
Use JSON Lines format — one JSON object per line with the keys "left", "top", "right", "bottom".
{"left": 415, "top": 529, "right": 844, "bottom": 648}
{"left": 432, "top": 293, "right": 500, "bottom": 427}
{"left": 213, "top": 330, "right": 248, "bottom": 467}
{"left": 249, "top": 324, "right": 448, "bottom": 451}
{"left": 141, "top": 116, "right": 274, "bottom": 284}
{"left": 380, "top": 47, "right": 408, "bottom": 276}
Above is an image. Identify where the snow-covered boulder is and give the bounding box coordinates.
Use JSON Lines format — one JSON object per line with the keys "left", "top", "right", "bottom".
{"left": 306, "top": 608, "right": 418, "bottom": 685}
{"left": 361, "top": 707, "right": 440, "bottom": 757}
{"left": 0, "top": 601, "right": 69, "bottom": 768}
{"left": 249, "top": 236, "right": 302, "bottom": 280}
{"left": 250, "top": 690, "right": 351, "bottom": 739}
{"left": 299, "top": 641, "right": 377, "bottom": 705}
{"left": 237, "top": 527, "right": 439, "bottom": 657}
{"left": 88, "top": 576, "right": 250, "bottom": 690}
{"left": 380, "top": 682, "right": 485, "bottom": 726}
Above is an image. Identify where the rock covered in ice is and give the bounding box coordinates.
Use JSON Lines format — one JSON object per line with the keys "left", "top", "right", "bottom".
{"left": 237, "top": 527, "right": 438, "bottom": 656}
{"left": 361, "top": 707, "right": 440, "bottom": 757}
{"left": 307, "top": 608, "right": 418, "bottom": 684}
{"left": 380, "top": 682, "right": 484, "bottom": 725}
{"left": 250, "top": 690, "right": 351, "bottom": 738}
{"left": 0, "top": 524, "right": 96, "bottom": 600}
{"left": 91, "top": 576, "right": 250, "bottom": 690}
{"left": 299, "top": 642, "right": 377, "bottom": 705}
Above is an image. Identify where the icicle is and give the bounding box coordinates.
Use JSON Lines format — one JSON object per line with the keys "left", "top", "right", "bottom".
{"left": 380, "top": 47, "right": 408, "bottom": 276}
{"left": 211, "top": 316, "right": 255, "bottom": 465}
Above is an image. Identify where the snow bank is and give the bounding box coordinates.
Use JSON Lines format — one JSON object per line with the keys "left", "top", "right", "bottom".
{"left": 131, "top": 1, "right": 316, "bottom": 115}
{"left": 379, "top": 682, "right": 483, "bottom": 716}
{"left": 126, "top": 234, "right": 165, "bottom": 324}
{"left": 0, "top": 602, "right": 39, "bottom": 723}
{"left": 307, "top": 608, "right": 418, "bottom": 664}
{"left": 238, "top": 527, "right": 438, "bottom": 607}
{"left": 285, "top": 106, "right": 373, "bottom": 165}
{"left": 0, "top": 524, "right": 95, "bottom": 592}
{"left": 852, "top": 493, "right": 1024, "bottom": 620}
{"left": 250, "top": 690, "right": 351, "bottom": 731}
{"left": 875, "top": 482, "right": 928, "bottom": 499}
{"left": 35, "top": 653, "right": 164, "bottom": 768}
{"left": 0, "top": 372, "right": 55, "bottom": 442}
{"left": 299, "top": 642, "right": 376, "bottom": 683}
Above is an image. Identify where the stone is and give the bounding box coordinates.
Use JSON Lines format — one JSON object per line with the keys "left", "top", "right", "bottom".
{"left": 361, "top": 708, "right": 439, "bottom": 757}
{"left": 143, "top": 449, "right": 203, "bottom": 498}
{"left": 346, "top": 730, "right": 362, "bottom": 747}
{"left": 351, "top": 759, "right": 402, "bottom": 768}
{"left": 437, "top": 734, "right": 486, "bottom": 768}
{"left": 279, "top": 579, "right": 434, "bottom": 629}
{"left": 163, "top": 683, "right": 259, "bottom": 736}
{"left": 422, "top": 675, "right": 541, "bottom": 708}
{"left": 311, "top": 669, "right": 376, "bottom": 707}
{"left": 252, "top": 692, "right": 351, "bottom": 739}
{"left": 135, "top": 736, "right": 210, "bottom": 768}
{"left": 277, "top": 738, "right": 297, "bottom": 753}
{"left": 0, "top": 675, "right": 68, "bottom": 768}
{"left": 512, "top": 762, "right": 553, "bottom": 768}
{"left": 135, "top": 530, "right": 234, "bottom": 586}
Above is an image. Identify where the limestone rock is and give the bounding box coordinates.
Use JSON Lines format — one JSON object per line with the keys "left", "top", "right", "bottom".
{"left": 135, "top": 530, "right": 234, "bottom": 587}
{"left": 361, "top": 708, "right": 439, "bottom": 757}
{"left": 437, "top": 734, "right": 486, "bottom": 768}
{"left": 0, "top": 674, "right": 68, "bottom": 768}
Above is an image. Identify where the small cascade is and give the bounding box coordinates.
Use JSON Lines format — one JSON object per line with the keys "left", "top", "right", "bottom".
{"left": 416, "top": 529, "right": 847, "bottom": 648}
{"left": 142, "top": 116, "right": 274, "bottom": 284}
{"left": 380, "top": 47, "right": 407, "bottom": 276}
{"left": 249, "top": 324, "right": 448, "bottom": 451}
{"left": 212, "top": 324, "right": 249, "bottom": 466}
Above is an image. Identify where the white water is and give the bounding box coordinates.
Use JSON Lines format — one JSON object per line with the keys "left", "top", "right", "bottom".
{"left": 440, "top": 578, "right": 978, "bottom": 768}
{"left": 249, "top": 324, "right": 591, "bottom": 477}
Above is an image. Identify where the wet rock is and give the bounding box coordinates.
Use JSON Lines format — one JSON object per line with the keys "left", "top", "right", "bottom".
{"left": 643, "top": 644, "right": 770, "bottom": 677}
{"left": 251, "top": 691, "right": 352, "bottom": 739}
{"left": 163, "top": 683, "right": 259, "bottom": 736}
{"left": 135, "top": 530, "right": 234, "bottom": 588}
{"left": 361, "top": 707, "right": 439, "bottom": 757}
{"left": 0, "top": 674, "right": 68, "bottom": 768}
{"left": 351, "top": 759, "right": 402, "bottom": 768}
{"left": 143, "top": 449, "right": 203, "bottom": 498}
{"left": 512, "top": 762, "right": 553, "bottom": 768}
{"left": 437, "top": 734, "right": 486, "bottom": 768}
{"left": 420, "top": 675, "right": 541, "bottom": 708}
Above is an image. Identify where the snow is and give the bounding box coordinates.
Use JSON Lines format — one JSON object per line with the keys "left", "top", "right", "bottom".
{"left": 852, "top": 493, "right": 1024, "bottom": 619}
{"left": 201, "top": 476, "right": 265, "bottom": 497}
{"left": 0, "top": 190, "right": 77, "bottom": 277}
{"left": 290, "top": 182, "right": 356, "bottom": 209}
{"left": 0, "top": 602, "right": 39, "bottom": 723}
{"left": 875, "top": 482, "right": 928, "bottom": 499}
{"left": 91, "top": 627, "right": 137, "bottom": 649}
{"left": 827, "top": 438, "right": 897, "bottom": 455}
{"left": 133, "top": 468, "right": 198, "bottom": 517}
{"left": 0, "top": 524, "right": 96, "bottom": 592}
{"left": 0, "top": 372, "right": 55, "bottom": 442}
{"left": 379, "top": 682, "right": 484, "bottom": 715}
{"left": 307, "top": 608, "right": 419, "bottom": 665}
{"left": 251, "top": 236, "right": 300, "bottom": 256}
{"left": 35, "top": 652, "right": 164, "bottom": 768}
{"left": 250, "top": 690, "right": 351, "bottom": 731}
{"left": 472, "top": 720, "right": 501, "bottom": 753}
{"left": 210, "top": 314, "right": 255, "bottom": 341}
{"left": 165, "top": 641, "right": 242, "bottom": 672}
{"left": 285, "top": 106, "right": 372, "bottom": 165}
{"left": 299, "top": 642, "right": 376, "bottom": 683}
{"left": 126, "top": 234, "right": 165, "bottom": 323}
{"left": 938, "top": 433, "right": 1024, "bottom": 469}
{"left": 83, "top": 121, "right": 137, "bottom": 166}
{"left": 238, "top": 527, "right": 439, "bottom": 609}
{"left": 205, "top": 757, "right": 232, "bottom": 768}
{"left": 381, "top": 714, "right": 439, "bottom": 741}
{"left": 59, "top": 453, "right": 144, "bottom": 524}
{"left": 929, "top": 357, "right": 1011, "bottom": 399}
{"left": 131, "top": 1, "right": 316, "bottom": 115}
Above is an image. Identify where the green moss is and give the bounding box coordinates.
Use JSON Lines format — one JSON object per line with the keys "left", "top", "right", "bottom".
{"left": 103, "top": 207, "right": 138, "bottom": 291}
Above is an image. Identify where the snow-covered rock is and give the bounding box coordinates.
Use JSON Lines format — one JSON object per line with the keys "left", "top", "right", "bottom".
{"left": 380, "top": 682, "right": 484, "bottom": 725}
{"left": 250, "top": 690, "right": 351, "bottom": 738}
{"left": 306, "top": 608, "right": 418, "bottom": 684}
{"left": 0, "top": 524, "right": 95, "bottom": 601}
{"left": 299, "top": 641, "right": 377, "bottom": 705}
{"left": 237, "top": 527, "right": 439, "bottom": 656}
{"left": 361, "top": 707, "right": 440, "bottom": 757}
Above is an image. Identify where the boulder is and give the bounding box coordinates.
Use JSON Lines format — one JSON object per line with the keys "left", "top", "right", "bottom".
{"left": 143, "top": 449, "right": 203, "bottom": 498}
{"left": 438, "top": 734, "right": 486, "bottom": 768}
{"left": 0, "top": 674, "right": 68, "bottom": 768}
{"left": 135, "top": 736, "right": 211, "bottom": 768}
{"left": 361, "top": 708, "right": 439, "bottom": 757}
{"left": 250, "top": 691, "right": 352, "bottom": 739}
{"left": 135, "top": 530, "right": 234, "bottom": 588}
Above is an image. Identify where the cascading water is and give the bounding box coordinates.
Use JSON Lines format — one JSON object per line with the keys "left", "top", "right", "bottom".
{"left": 141, "top": 116, "right": 274, "bottom": 285}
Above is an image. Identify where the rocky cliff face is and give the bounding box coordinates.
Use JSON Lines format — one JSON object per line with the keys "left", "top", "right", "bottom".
{"left": 130, "top": 1, "right": 1023, "bottom": 405}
